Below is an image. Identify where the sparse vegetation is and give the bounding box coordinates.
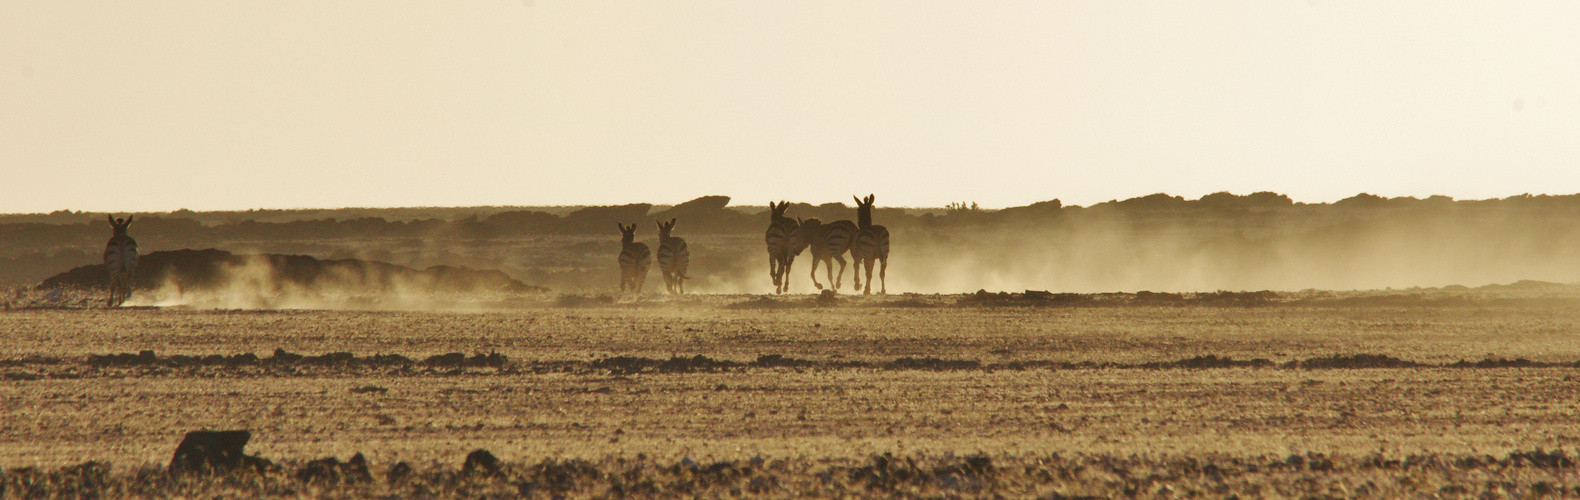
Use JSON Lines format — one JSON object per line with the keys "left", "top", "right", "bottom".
{"left": 10, "top": 449, "right": 1580, "bottom": 497}
{"left": 3, "top": 288, "right": 1580, "bottom": 496}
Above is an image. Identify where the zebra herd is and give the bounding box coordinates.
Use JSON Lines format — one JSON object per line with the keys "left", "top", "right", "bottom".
{"left": 97, "top": 197, "right": 891, "bottom": 306}
{"left": 765, "top": 194, "right": 890, "bottom": 295}
{"left": 620, "top": 194, "right": 891, "bottom": 296}
{"left": 617, "top": 218, "right": 691, "bottom": 295}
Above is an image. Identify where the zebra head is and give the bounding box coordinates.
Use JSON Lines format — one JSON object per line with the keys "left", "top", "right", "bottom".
{"left": 854, "top": 194, "right": 876, "bottom": 228}
{"left": 618, "top": 223, "right": 637, "bottom": 245}
{"left": 108, "top": 214, "right": 133, "bottom": 236}
{"left": 656, "top": 218, "right": 677, "bottom": 239}
{"left": 769, "top": 201, "right": 792, "bottom": 221}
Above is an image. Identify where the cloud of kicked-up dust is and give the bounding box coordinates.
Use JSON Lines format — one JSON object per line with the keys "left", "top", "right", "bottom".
{"left": 93, "top": 198, "right": 1580, "bottom": 305}
{"left": 119, "top": 251, "right": 539, "bottom": 310}
{"left": 874, "top": 207, "right": 1580, "bottom": 294}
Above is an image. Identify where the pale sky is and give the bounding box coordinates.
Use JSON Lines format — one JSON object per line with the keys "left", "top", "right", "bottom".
{"left": 2, "top": 2, "right": 1577, "bottom": 213}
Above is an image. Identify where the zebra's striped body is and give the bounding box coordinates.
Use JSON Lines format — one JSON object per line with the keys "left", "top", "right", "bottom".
{"left": 103, "top": 215, "right": 138, "bottom": 307}
{"left": 617, "top": 223, "right": 651, "bottom": 294}
{"left": 656, "top": 218, "right": 690, "bottom": 295}
{"left": 764, "top": 201, "right": 805, "bottom": 294}
{"left": 800, "top": 217, "right": 856, "bottom": 291}
{"left": 850, "top": 194, "right": 890, "bottom": 295}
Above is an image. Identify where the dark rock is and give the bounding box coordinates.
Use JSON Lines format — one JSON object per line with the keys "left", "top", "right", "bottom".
{"left": 297, "top": 457, "right": 343, "bottom": 484}
{"left": 296, "top": 452, "right": 372, "bottom": 484}
{"left": 168, "top": 430, "right": 272, "bottom": 477}
{"left": 466, "top": 351, "right": 509, "bottom": 368}
{"left": 347, "top": 452, "right": 371, "bottom": 481}
{"left": 424, "top": 352, "right": 466, "bottom": 367}
{"left": 817, "top": 289, "right": 838, "bottom": 306}
{"left": 271, "top": 348, "right": 303, "bottom": 364}
{"left": 463, "top": 449, "right": 501, "bottom": 476}
{"left": 387, "top": 461, "right": 413, "bottom": 484}
{"left": 303, "top": 352, "right": 354, "bottom": 365}
{"left": 885, "top": 357, "right": 980, "bottom": 371}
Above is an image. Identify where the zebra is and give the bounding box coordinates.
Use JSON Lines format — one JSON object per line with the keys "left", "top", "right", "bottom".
{"left": 850, "top": 194, "right": 890, "bottom": 295}
{"left": 617, "top": 223, "right": 651, "bottom": 294}
{"left": 800, "top": 215, "right": 856, "bottom": 291}
{"left": 103, "top": 215, "right": 138, "bottom": 307}
{"left": 764, "top": 201, "right": 805, "bottom": 294}
{"left": 655, "top": 218, "right": 690, "bottom": 295}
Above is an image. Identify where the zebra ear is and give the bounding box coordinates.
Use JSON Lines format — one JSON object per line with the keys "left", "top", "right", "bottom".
{"left": 867, "top": 194, "right": 875, "bottom": 204}
{"left": 107, "top": 214, "right": 116, "bottom": 225}
{"left": 854, "top": 195, "right": 862, "bottom": 206}
{"left": 125, "top": 215, "right": 133, "bottom": 226}
{"left": 669, "top": 218, "right": 676, "bottom": 227}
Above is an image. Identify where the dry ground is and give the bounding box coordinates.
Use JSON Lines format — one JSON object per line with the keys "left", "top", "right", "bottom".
{"left": 5, "top": 293, "right": 1580, "bottom": 496}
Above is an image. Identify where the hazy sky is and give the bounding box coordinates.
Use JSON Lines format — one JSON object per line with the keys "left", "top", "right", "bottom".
{"left": 3, "top": 2, "right": 1578, "bottom": 213}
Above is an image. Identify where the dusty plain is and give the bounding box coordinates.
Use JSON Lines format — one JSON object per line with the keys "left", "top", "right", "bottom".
{"left": 5, "top": 290, "right": 1580, "bottom": 497}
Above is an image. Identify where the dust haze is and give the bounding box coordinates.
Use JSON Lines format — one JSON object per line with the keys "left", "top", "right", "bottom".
{"left": 883, "top": 199, "right": 1580, "bottom": 293}
{"left": 12, "top": 192, "right": 1580, "bottom": 308}
{"left": 118, "top": 257, "right": 515, "bottom": 311}
{"left": 697, "top": 193, "right": 1580, "bottom": 295}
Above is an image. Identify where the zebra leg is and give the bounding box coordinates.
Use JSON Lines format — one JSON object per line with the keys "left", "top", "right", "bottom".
{"left": 108, "top": 275, "right": 122, "bottom": 307}
{"left": 809, "top": 257, "right": 824, "bottom": 290}
{"left": 769, "top": 256, "right": 781, "bottom": 290}
{"left": 831, "top": 255, "right": 846, "bottom": 291}
{"left": 863, "top": 259, "right": 875, "bottom": 295}
{"left": 878, "top": 257, "right": 887, "bottom": 294}
{"left": 852, "top": 256, "right": 863, "bottom": 292}
{"left": 781, "top": 257, "right": 793, "bottom": 294}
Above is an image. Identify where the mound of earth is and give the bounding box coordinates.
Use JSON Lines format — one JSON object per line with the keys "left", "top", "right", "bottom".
{"left": 36, "top": 248, "right": 546, "bottom": 294}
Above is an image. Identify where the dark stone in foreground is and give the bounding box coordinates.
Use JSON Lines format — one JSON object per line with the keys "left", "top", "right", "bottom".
{"left": 463, "top": 449, "right": 501, "bottom": 476}
{"left": 387, "top": 461, "right": 414, "bottom": 484}
{"left": 168, "top": 430, "right": 273, "bottom": 477}
{"left": 297, "top": 452, "right": 373, "bottom": 485}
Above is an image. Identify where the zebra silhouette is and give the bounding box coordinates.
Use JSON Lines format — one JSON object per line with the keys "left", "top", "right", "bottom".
{"left": 850, "top": 194, "right": 890, "bottom": 295}
{"left": 103, "top": 215, "right": 138, "bottom": 307}
{"left": 800, "top": 214, "right": 855, "bottom": 291}
{"left": 617, "top": 223, "right": 651, "bottom": 294}
{"left": 764, "top": 201, "right": 805, "bottom": 294}
{"left": 656, "top": 218, "right": 690, "bottom": 295}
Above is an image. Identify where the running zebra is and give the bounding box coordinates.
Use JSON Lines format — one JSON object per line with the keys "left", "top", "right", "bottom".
{"left": 103, "top": 215, "right": 138, "bottom": 307}
{"left": 655, "top": 218, "right": 690, "bottom": 295}
{"left": 617, "top": 223, "right": 651, "bottom": 294}
{"left": 800, "top": 215, "right": 856, "bottom": 291}
{"left": 850, "top": 194, "right": 890, "bottom": 295}
{"left": 764, "top": 201, "right": 805, "bottom": 294}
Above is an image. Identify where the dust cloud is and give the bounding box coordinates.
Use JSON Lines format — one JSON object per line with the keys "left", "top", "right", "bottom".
{"left": 874, "top": 208, "right": 1580, "bottom": 294}
{"left": 697, "top": 197, "right": 1580, "bottom": 294}
{"left": 35, "top": 249, "right": 543, "bottom": 310}
{"left": 24, "top": 193, "right": 1580, "bottom": 304}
